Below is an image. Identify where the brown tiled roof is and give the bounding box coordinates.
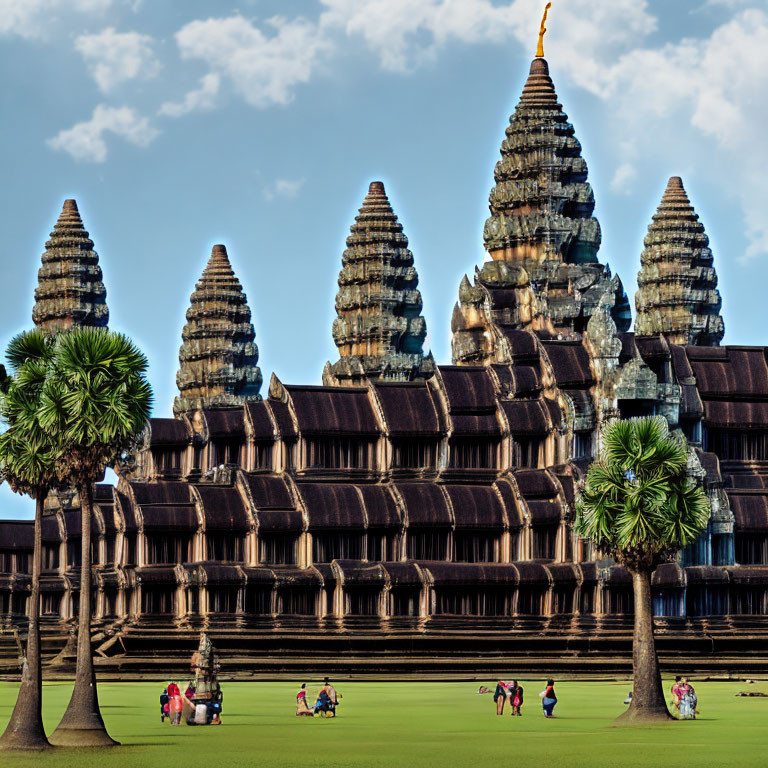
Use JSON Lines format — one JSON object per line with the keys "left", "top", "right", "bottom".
{"left": 130, "top": 481, "right": 192, "bottom": 506}
{"left": 286, "top": 386, "right": 379, "bottom": 435}
{"left": 502, "top": 399, "right": 550, "bottom": 435}
{"left": 296, "top": 483, "right": 366, "bottom": 529}
{"left": 256, "top": 509, "right": 303, "bottom": 532}
{"left": 443, "top": 485, "right": 506, "bottom": 528}
{"left": 514, "top": 469, "right": 558, "bottom": 498}
{"left": 374, "top": 382, "right": 441, "bottom": 436}
{"left": 425, "top": 562, "right": 520, "bottom": 586}
{"left": 728, "top": 492, "right": 768, "bottom": 531}
{"left": 687, "top": 346, "right": 768, "bottom": 398}
{"left": 0, "top": 521, "right": 34, "bottom": 549}
{"left": 246, "top": 402, "right": 276, "bottom": 441}
{"left": 243, "top": 474, "right": 294, "bottom": 509}
{"left": 196, "top": 485, "right": 250, "bottom": 530}
{"left": 149, "top": 418, "right": 192, "bottom": 447}
{"left": 204, "top": 408, "right": 246, "bottom": 439}
{"left": 651, "top": 562, "right": 685, "bottom": 587}
{"left": 356, "top": 485, "right": 401, "bottom": 528}
{"left": 396, "top": 482, "right": 452, "bottom": 526}
{"left": 703, "top": 401, "right": 768, "bottom": 429}
{"left": 494, "top": 478, "right": 525, "bottom": 528}
{"left": 439, "top": 366, "right": 497, "bottom": 410}
{"left": 541, "top": 341, "right": 594, "bottom": 387}
{"left": 266, "top": 401, "right": 297, "bottom": 439}
{"left": 140, "top": 506, "right": 198, "bottom": 530}
{"left": 333, "top": 560, "right": 387, "bottom": 586}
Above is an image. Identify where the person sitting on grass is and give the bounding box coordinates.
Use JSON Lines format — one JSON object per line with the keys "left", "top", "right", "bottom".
{"left": 296, "top": 683, "right": 313, "bottom": 716}
{"left": 539, "top": 679, "right": 557, "bottom": 718}
{"left": 671, "top": 676, "right": 683, "bottom": 714}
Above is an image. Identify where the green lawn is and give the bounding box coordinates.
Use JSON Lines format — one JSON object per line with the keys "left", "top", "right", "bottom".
{"left": 0, "top": 679, "right": 766, "bottom": 767}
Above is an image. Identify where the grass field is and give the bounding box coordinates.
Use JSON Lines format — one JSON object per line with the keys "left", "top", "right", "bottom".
{"left": 1, "top": 679, "right": 766, "bottom": 767}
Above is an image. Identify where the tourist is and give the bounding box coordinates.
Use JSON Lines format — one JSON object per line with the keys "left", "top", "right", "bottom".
{"left": 324, "top": 677, "right": 340, "bottom": 715}
{"left": 493, "top": 680, "right": 508, "bottom": 715}
{"left": 296, "top": 683, "right": 313, "bottom": 716}
{"left": 160, "top": 686, "right": 169, "bottom": 723}
{"left": 671, "top": 675, "right": 683, "bottom": 713}
{"left": 539, "top": 679, "right": 557, "bottom": 718}
{"left": 679, "top": 676, "right": 698, "bottom": 720}
{"left": 510, "top": 680, "right": 524, "bottom": 716}
{"left": 167, "top": 680, "right": 183, "bottom": 726}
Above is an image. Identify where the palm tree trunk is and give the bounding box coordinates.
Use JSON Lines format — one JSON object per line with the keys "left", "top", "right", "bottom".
{"left": 617, "top": 567, "right": 673, "bottom": 723}
{"left": 0, "top": 494, "right": 49, "bottom": 751}
{"left": 49, "top": 483, "right": 118, "bottom": 747}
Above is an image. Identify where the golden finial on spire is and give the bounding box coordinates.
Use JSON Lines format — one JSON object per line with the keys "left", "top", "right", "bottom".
{"left": 536, "top": 2, "right": 552, "bottom": 58}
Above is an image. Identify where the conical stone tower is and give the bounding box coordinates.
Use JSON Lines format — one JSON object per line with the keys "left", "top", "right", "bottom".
{"left": 174, "top": 244, "right": 262, "bottom": 415}
{"left": 484, "top": 57, "right": 601, "bottom": 268}
{"left": 33, "top": 199, "right": 109, "bottom": 331}
{"left": 326, "top": 181, "right": 434, "bottom": 385}
{"left": 452, "top": 57, "right": 630, "bottom": 364}
{"left": 635, "top": 177, "right": 724, "bottom": 346}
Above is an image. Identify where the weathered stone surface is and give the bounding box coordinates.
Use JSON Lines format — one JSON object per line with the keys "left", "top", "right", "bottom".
{"left": 33, "top": 199, "right": 108, "bottom": 331}
{"left": 327, "top": 181, "right": 434, "bottom": 385}
{"left": 452, "top": 58, "right": 630, "bottom": 369}
{"left": 635, "top": 176, "right": 724, "bottom": 345}
{"left": 174, "top": 244, "right": 262, "bottom": 414}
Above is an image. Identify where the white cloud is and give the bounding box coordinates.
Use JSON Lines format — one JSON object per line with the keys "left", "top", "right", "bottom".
{"left": 0, "top": 0, "right": 111, "bottom": 39}
{"left": 263, "top": 178, "right": 305, "bottom": 201}
{"left": 75, "top": 27, "right": 159, "bottom": 93}
{"left": 174, "top": 15, "right": 333, "bottom": 108}
{"left": 586, "top": 9, "right": 768, "bottom": 262}
{"left": 611, "top": 163, "right": 638, "bottom": 195}
{"left": 319, "top": 0, "right": 655, "bottom": 73}
{"left": 159, "top": 73, "right": 220, "bottom": 118}
{"left": 47, "top": 105, "right": 159, "bottom": 162}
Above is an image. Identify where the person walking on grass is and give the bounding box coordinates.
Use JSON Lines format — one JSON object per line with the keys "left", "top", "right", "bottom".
{"left": 540, "top": 679, "right": 557, "bottom": 718}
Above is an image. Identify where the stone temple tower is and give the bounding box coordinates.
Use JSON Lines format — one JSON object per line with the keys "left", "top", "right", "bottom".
{"left": 634, "top": 176, "right": 724, "bottom": 346}
{"left": 452, "top": 56, "right": 630, "bottom": 364}
{"left": 174, "top": 244, "right": 262, "bottom": 414}
{"left": 33, "top": 199, "right": 109, "bottom": 331}
{"left": 325, "top": 181, "right": 434, "bottom": 385}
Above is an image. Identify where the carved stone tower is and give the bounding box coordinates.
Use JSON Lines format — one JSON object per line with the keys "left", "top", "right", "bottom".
{"left": 452, "top": 58, "right": 630, "bottom": 365}
{"left": 634, "top": 176, "right": 724, "bottom": 346}
{"left": 33, "top": 199, "right": 109, "bottom": 331}
{"left": 325, "top": 181, "right": 434, "bottom": 385}
{"left": 174, "top": 244, "right": 262, "bottom": 415}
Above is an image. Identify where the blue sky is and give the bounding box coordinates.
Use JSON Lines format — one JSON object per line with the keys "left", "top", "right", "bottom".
{"left": 1, "top": 0, "right": 766, "bottom": 518}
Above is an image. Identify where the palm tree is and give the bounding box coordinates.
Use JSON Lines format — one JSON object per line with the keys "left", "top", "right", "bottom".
{"left": 42, "top": 328, "right": 152, "bottom": 748}
{"left": 575, "top": 416, "right": 709, "bottom": 723}
{"left": 0, "top": 331, "right": 60, "bottom": 751}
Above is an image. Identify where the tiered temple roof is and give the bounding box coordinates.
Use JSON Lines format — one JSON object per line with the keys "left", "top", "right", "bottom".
{"left": 635, "top": 176, "right": 724, "bottom": 345}
{"left": 174, "top": 244, "right": 262, "bottom": 415}
{"left": 32, "top": 199, "right": 108, "bottom": 331}
{"left": 326, "top": 181, "right": 434, "bottom": 385}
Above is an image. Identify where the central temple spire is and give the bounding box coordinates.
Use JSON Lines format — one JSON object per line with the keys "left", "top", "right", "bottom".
{"left": 452, "top": 54, "right": 630, "bottom": 362}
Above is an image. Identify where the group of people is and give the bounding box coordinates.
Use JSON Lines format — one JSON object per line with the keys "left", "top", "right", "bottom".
{"left": 160, "top": 680, "right": 223, "bottom": 726}
{"left": 296, "top": 678, "right": 341, "bottom": 717}
{"left": 492, "top": 680, "right": 525, "bottom": 716}
{"left": 671, "top": 676, "right": 698, "bottom": 720}
{"left": 491, "top": 679, "right": 557, "bottom": 718}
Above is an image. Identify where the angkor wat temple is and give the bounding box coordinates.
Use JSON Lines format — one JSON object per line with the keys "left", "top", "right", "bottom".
{"left": 1, "top": 54, "right": 767, "bottom": 678}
